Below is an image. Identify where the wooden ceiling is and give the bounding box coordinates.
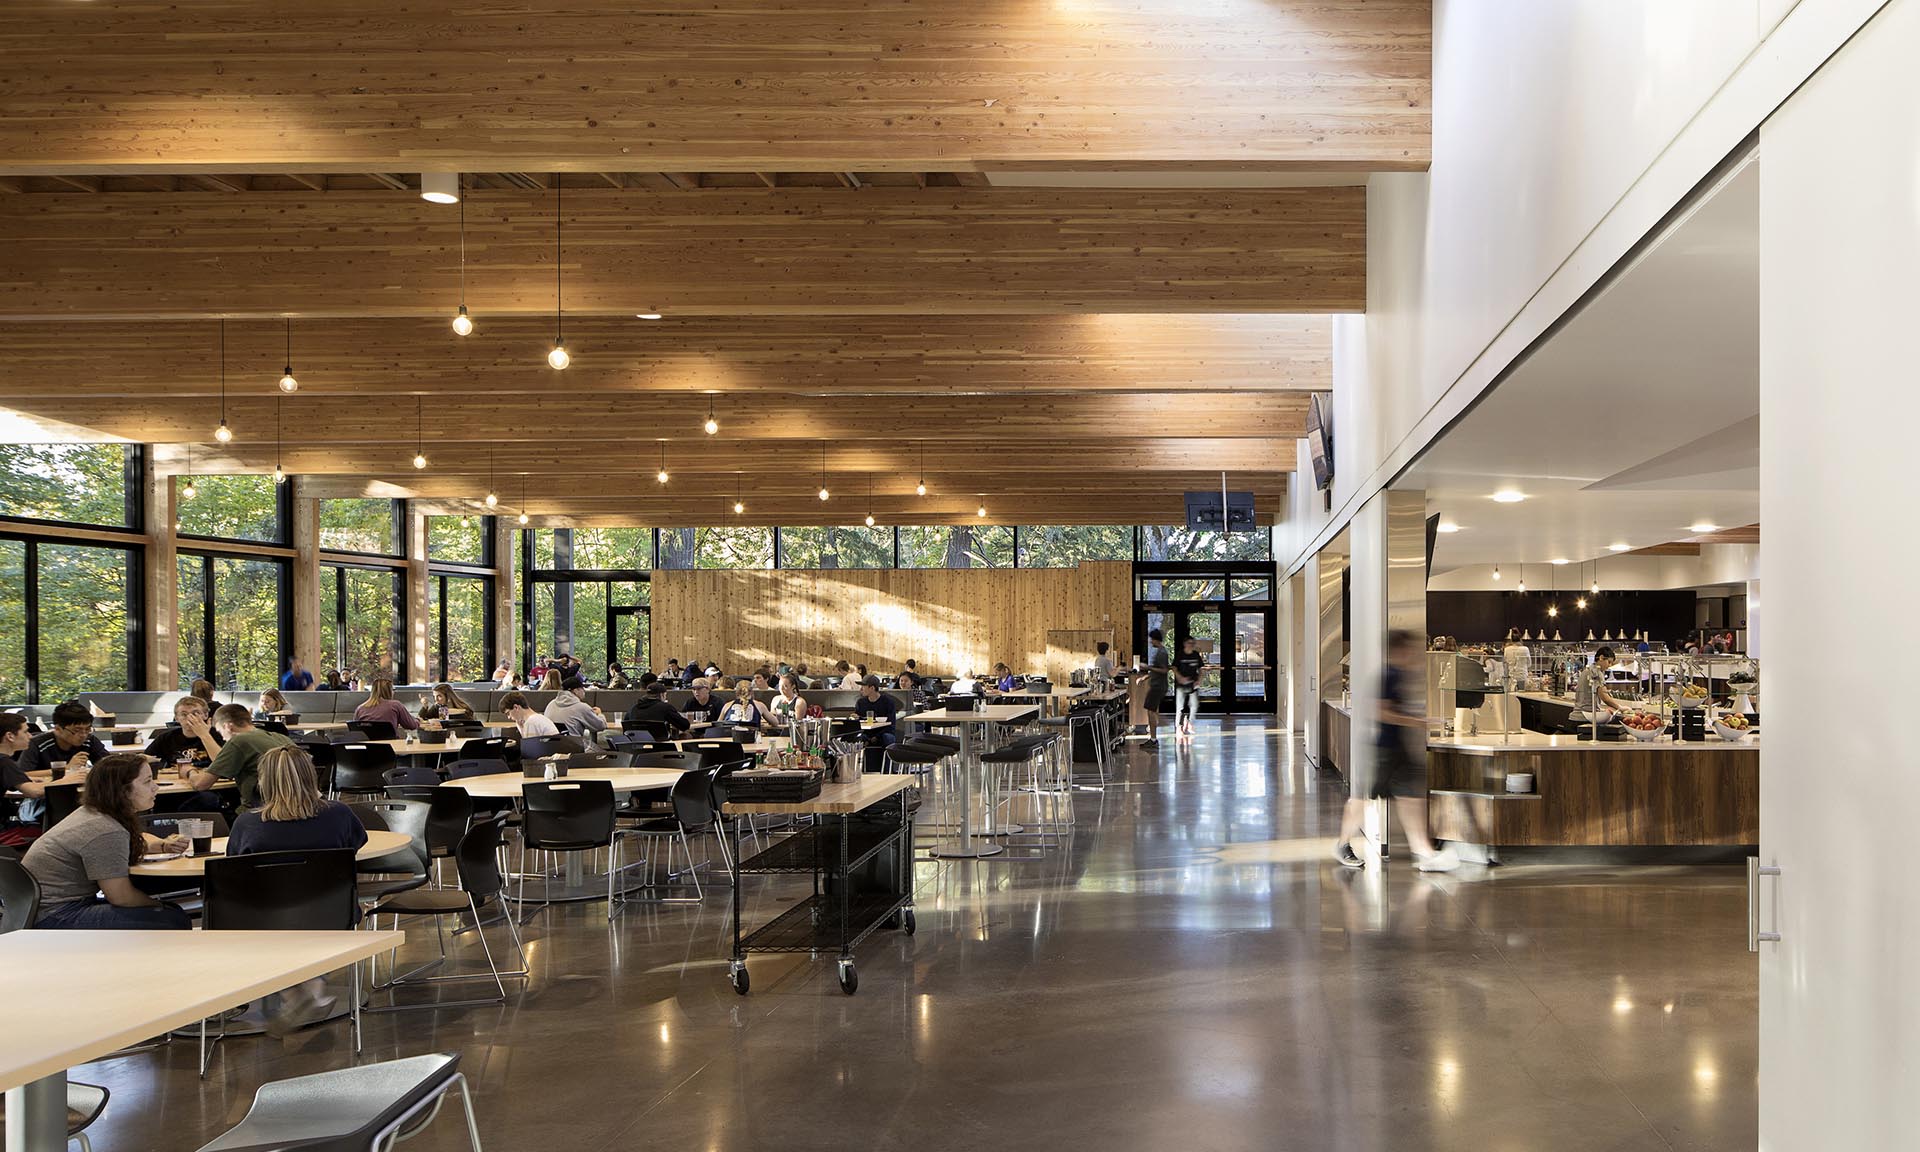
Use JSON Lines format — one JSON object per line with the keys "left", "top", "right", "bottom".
{"left": 0, "top": 0, "right": 1432, "bottom": 526}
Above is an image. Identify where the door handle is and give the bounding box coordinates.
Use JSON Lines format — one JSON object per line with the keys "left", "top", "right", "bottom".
{"left": 1747, "top": 857, "right": 1781, "bottom": 951}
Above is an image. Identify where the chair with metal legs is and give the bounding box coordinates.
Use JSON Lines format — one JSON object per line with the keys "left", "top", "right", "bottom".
{"left": 518, "top": 779, "right": 628, "bottom": 919}
{"left": 619, "top": 767, "right": 719, "bottom": 902}
{"left": 369, "top": 813, "right": 527, "bottom": 1009}
{"left": 191, "top": 1053, "right": 482, "bottom": 1152}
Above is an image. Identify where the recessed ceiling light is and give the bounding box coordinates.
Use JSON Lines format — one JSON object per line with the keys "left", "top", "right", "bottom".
{"left": 1490, "top": 489, "right": 1526, "bottom": 503}
{"left": 1435, "top": 522, "right": 1462, "bottom": 533}
{"left": 1689, "top": 522, "right": 1720, "bottom": 533}
{"left": 636, "top": 312, "right": 663, "bottom": 320}
{"left": 1608, "top": 542, "right": 1632, "bottom": 552}
{"left": 1550, "top": 558, "right": 1569, "bottom": 565}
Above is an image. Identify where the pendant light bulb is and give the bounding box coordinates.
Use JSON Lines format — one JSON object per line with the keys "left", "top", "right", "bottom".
{"left": 214, "top": 422, "right": 233, "bottom": 443}
{"left": 818, "top": 486, "right": 830, "bottom": 501}
{"left": 518, "top": 510, "right": 530, "bottom": 526}
{"left": 915, "top": 481, "right": 926, "bottom": 497}
{"left": 703, "top": 395, "right": 719, "bottom": 435}
{"left": 1576, "top": 596, "right": 1587, "bottom": 610}
{"left": 413, "top": 452, "right": 428, "bottom": 470}
{"left": 547, "top": 341, "right": 570, "bottom": 371}
{"left": 1591, "top": 579, "right": 1600, "bottom": 594}
{"left": 1517, "top": 578, "right": 1526, "bottom": 593}
{"left": 278, "top": 372, "right": 298, "bottom": 393}
{"left": 865, "top": 513, "right": 876, "bottom": 528}
{"left": 657, "top": 468, "right": 670, "bottom": 484}
{"left": 485, "top": 491, "right": 498, "bottom": 508}
{"left": 278, "top": 318, "right": 299, "bottom": 392}
{"left": 734, "top": 500, "right": 745, "bottom": 515}
{"left": 273, "top": 465, "right": 285, "bottom": 484}
{"left": 452, "top": 305, "right": 473, "bottom": 337}
{"left": 977, "top": 503, "right": 987, "bottom": 518}
{"left": 182, "top": 478, "right": 198, "bottom": 500}
{"left": 1492, "top": 565, "right": 1501, "bottom": 582}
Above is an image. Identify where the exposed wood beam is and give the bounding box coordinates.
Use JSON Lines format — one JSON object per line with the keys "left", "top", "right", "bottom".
{"left": 363, "top": 172, "right": 408, "bottom": 191}
{"left": 44, "top": 174, "right": 100, "bottom": 193}
{"left": 593, "top": 172, "right": 626, "bottom": 189}
{"left": 0, "top": 315, "right": 1331, "bottom": 398}
{"left": 0, "top": 187, "right": 1366, "bottom": 319}
{"left": 188, "top": 173, "right": 248, "bottom": 193}
{"left": 286, "top": 174, "right": 326, "bottom": 192}
{"left": 0, "top": 0, "right": 1430, "bottom": 175}
{"left": 16, "top": 391, "right": 1309, "bottom": 445}
{"left": 661, "top": 173, "right": 701, "bottom": 191}
{"left": 835, "top": 172, "right": 861, "bottom": 189}
{"left": 0, "top": 177, "right": 23, "bottom": 194}
{"left": 752, "top": 173, "right": 778, "bottom": 189}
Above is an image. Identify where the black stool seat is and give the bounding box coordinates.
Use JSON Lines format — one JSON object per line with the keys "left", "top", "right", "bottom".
{"left": 196, "top": 1053, "right": 475, "bottom": 1152}
{"left": 885, "top": 744, "right": 945, "bottom": 765}
{"left": 981, "top": 737, "right": 1051, "bottom": 763}
{"left": 372, "top": 888, "right": 473, "bottom": 916}
{"left": 909, "top": 732, "right": 962, "bottom": 751}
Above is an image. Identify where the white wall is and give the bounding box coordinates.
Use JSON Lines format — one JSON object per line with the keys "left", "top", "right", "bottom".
{"left": 1426, "top": 546, "right": 1761, "bottom": 592}
{"left": 1758, "top": 2, "right": 1920, "bottom": 1144}
{"left": 1280, "top": 0, "right": 1888, "bottom": 577}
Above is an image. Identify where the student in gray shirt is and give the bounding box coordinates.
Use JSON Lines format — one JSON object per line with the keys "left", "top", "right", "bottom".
{"left": 21, "top": 753, "right": 192, "bottom": 930}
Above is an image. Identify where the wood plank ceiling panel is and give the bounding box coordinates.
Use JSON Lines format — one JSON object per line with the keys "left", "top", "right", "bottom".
{"left": 0, "top": 315, "right": 1333, "bottom": 398}
{"left": 0, "top": 187, "right": 1366, "bottom": 319}
{"left": 0, "top": 1, "right": 1431, "bottom": 173}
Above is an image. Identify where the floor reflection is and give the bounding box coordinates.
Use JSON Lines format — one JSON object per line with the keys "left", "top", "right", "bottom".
{"left": 76, "top": 718, "right": 1755, "bottom": 1152}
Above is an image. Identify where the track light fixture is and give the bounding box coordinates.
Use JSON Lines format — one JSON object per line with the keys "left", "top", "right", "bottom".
{"left": 452, "top": 193, "right": 474, "bottom": 336}
{"left": 547, "top": 178, "right": 569, "bottom": 369}
{"left": 703, "top": 395, "right": 719, "bottom": 436}
{"left": 213, "top": 320, "right": 233, "bottom": 443}
{"left": 278, "top": 318, "right": 299, "bottom": 392}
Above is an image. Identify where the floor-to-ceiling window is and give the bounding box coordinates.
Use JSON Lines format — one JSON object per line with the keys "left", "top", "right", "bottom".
{"left": 319, "top": 563, "right": 403, "bottom": 682}
{"left": 425, "top": 514, "right": 496, "bottom": 683}
{"left": 175, "top": 474, "right": 290, "bottom": 689}
{"left": 522, "top": 528, "right": 649, "bottom": 675}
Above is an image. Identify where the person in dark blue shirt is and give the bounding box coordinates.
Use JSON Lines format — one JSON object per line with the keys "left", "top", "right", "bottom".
{"left": 280, "top": 657, "right": 315, "bottom": 692}
{"left": 851, "top": 676, "right": 900, "bottom": 772}
{"left": 19, "top": 701, "right": 109, "bottom": 778}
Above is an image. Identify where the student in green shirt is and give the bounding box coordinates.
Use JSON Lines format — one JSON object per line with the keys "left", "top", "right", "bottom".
{"left": 179, "top": 704, "right": 293, "bottom": 808}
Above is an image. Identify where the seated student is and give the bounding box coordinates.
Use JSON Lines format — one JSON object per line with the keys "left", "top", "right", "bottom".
{"left": 179, "top": 705, "right": 293, "bottom": 810}
{"left": 749, "top": 671, "right": 771, "bottom": 691}
{"left": 226, "top": 746, "right": 367, "bottom": 1035}
{"left": 792, "top": 663, "right": 814, "bottom": 689}
{"left": 189, "top": 678, "right": 218, "bottom": 714}
{"left": 544, "top": 686, "right": 607, "bottom": 739}
{"left": 607, "top": 662, "right": 633, "bottom": 690}
{"left": 21, "top": 753, "right": 192, "bottom": 929}
{"left": 256, "top": 688, "right": 292, "bottom": 719}
{"left": 0, "top": 712, "right": 49, "bottom": 845}
{"left": 949, "top": 669, "right": 982, "bottom": 696}
{"left": 900, "top": 659, "right": 923, "bottom": 688}
{"left": 280, "top": 657, "right": 315, "bottom": 692}
{"left": 490, "top": 659, "right": 514, "bottom": 686}
{"left": 503, "top": 692, "right": 560, "bottom": 738}
{"left": 419, "top": 683, "right": 474, "bottom": 723}
{"left": 768, "top": 675, "right": 807, "bottom": 725}
{"left": 719, "top": 682, "right": 774, "bottom": 732}
{"left": 20, "top": 700, "right": 109, "bottom": 777}
{"left": 622, "top": 681, "right": 690, "bottom": 735}
{"left": 851, "top": 676, "right": 900, "bottom": 771}
{"left": 352, "top": 678, "right": 420, "bottom": 733}
{"left": 990, "top": 662, "right": 1017, "bottom": 692}
{"left": 679, "top": 678, "right": 725, "bottom": 727}
{"left": 662, "top": 659, "right": 684, "bottom": 684}
{"left": 144, "top": 696, "right": 224, "bottom": 770}
{"left": 833, "top": 660, "right": 857, "bottom": 690}
{"left": 323, "top": 669, "right": 348, "bottom": 691}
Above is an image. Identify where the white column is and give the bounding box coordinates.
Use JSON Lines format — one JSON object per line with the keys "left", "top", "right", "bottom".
{"left": 1348, "top": 496, "right": 1385, "bottom": 852}
{"left": 1758, "top": 2, "right": 1920, "bottom": 1143}
{"left": 1300, "top": 556, "right": 1323, "bottom": 761}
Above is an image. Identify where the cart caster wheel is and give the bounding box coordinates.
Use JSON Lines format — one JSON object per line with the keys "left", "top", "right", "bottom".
{"left": 901, "top": 910, "right": 916, "bottom": 936}
{"left": 730, "top": 964, "right": 750, "bottom": 996}
{"left": 837, "top": 962, "right": 858, "bottom": 995}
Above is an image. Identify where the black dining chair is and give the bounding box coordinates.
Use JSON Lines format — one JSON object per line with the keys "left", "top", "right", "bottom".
{"left": 0, "top": 854, "right": 40, "bottom": 933}
{"left": 455, "top": 735, "right": 513, "bottom": 764}
{"left": 627, "top": 750, "right": 705, "bottom": 773}
{"left": 562, "top": 751, "right": 630, "bottom": 771}
{"left": 620, "top": 766, "right": 722, "bottom": 903}
{"left": 347, "top": 719, "right": 399, "bottom": 741}
{"left": 620, "top": 719, "right": 673, "bottom": 739}
{"left": 368, "top": 813, "right": 526, "bottom": 1011}
{"left": 190, "top": 1052, "right": 481, "bottom": 1152}
{"left": 445, "top": 758, "right": 513, "bottom": 779}
{"left": 519, "top": 780, "right": 626, "bottom": 919}
{"left": 520, "top": 734, "right": 585, "bottom": 761}
{"left": 347, "top": 800, "right": 432, "bottom": 904}
{"left": 423, "top": 786, "right": 475, "bottom": 875}
{"left": 41, "top": 780, "right": 83, "bottom": 829}
{"left": 383, "top": 764, "right": 442, "bottom": 800}
{"left": 334, "top": 743, "right": 398, "bottom": 799}
{"left": 199, "top": 848, "right": 362, "bottom": 1075}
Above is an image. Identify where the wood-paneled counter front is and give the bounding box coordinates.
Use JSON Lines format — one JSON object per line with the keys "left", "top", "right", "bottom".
{"left": 1426, "top": 733, "right": 1758, "bottom": 847}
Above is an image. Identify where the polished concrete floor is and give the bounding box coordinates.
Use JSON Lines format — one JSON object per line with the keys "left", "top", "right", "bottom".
{"left": 79, "top": 720, "right": 1756, "bottom": 1151}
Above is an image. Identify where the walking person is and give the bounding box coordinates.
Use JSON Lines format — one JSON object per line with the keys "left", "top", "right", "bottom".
{"left": 1332, "top": 630, "right": 1458, "bottom": 871}
{"left": 1142, "top": 628, "right": 1170, "bottom": 747}
{"left": 1173, "top": 636, "right": 1203, "bottom": 736}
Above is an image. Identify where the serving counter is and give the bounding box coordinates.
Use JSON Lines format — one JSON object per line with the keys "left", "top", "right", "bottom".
{"left": 1426, "top": 732, "right": 1758, "bottom": 848}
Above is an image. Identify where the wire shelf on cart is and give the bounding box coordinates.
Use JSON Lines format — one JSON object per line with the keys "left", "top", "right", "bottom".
{"left": 738, "top": 822, "right": 901, "bottom": 876}
{"left": 739, "top": 891, "right": 911, "bottom": 955}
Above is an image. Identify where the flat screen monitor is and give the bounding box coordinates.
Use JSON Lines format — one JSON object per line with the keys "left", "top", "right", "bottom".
{"left": 1183, "top": 491, "right": 1257, "bottom": 531}
{"left": 1307, "top": 392, "right": 1334, "bottom": 491}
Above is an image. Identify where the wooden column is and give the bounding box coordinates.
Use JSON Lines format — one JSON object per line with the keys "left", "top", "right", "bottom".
{"left": 289, "top": 480, "right": 320, "bottom": 675}
{"left": 405, "top": 507, "right": 429, "bottom": 685}
{"left": 141, "top": 446, "right": 177, "bottom": 690}
{"left": 491, "top": 516, "right": 516, "bottom": 679}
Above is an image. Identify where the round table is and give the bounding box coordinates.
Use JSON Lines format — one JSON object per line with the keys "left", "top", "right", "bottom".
{"left": 441, "top": 768, "right": 686, "bottom": 902}
{"left": 130, "top": 829, "right": 413, "bottom": 877}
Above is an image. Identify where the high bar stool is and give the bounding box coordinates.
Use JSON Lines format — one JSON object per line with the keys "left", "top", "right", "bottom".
{"left": 981, "top": 734, "right": 1064, "bottom": 852}
{"left": 880, "top": 741, "right": 943, "bottom": 822}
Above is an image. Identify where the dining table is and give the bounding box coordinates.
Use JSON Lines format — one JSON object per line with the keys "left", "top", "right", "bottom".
{"left": 129, "top": 829, "right": 414, "bottom": 877}
{"left": 903, "top": 703, "right": 1039, "bottom": 858}
{"left": 442, "top": 766, "right": 688, "bottom": 902}
{"left": 1, "top": 929, "right": 402, "bottom": 1152}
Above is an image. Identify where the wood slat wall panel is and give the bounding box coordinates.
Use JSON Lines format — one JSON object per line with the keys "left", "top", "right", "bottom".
{"left": 0, "top": 315, "right": 1332, "bottom": 398}
{"left": 0, "top": 188, "right": 1366, "bottom": 319}
{"left": 0, "top": 1, "right": 1430, "bottom": 173}
{"left": 649, "top": 562, "right": 1131, "bottom": 679}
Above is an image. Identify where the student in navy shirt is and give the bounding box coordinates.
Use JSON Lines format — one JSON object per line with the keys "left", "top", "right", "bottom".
{"left": 851, "top": 676, "right": 900, "bottom": 772}
{"left": 280, "top": 657, "right": 315, "bottom": 692}
{"left": 19, "top": 701, "right": 109, "bottom": 778}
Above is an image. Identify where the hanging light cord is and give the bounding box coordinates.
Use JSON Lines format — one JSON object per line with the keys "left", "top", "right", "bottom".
{"left": 218, "top": 320, "right": 227, "bottom": 425}
{"left": 284, "top": 317, "right": 292, "bottom": 375}
{"left": 554, "top": 179, "right": 563, "bottom": 344}
{"left": 457, "top": 192, "right": 467, "bottom": 306}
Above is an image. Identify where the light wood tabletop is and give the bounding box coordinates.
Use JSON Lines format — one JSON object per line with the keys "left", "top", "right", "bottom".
{"left": 441, "top": 766, "right": 686, "bottom": 799}
{"left": 907, "top": 704, "right": 1040, "bottom": 723}
{"left": 990, "top": 686, "right": 1091, "bottom": 699}
{"left": 22, "top": 772, "right": 235, "bottom": 797}
{"left": 129, "top": 829, "right": 414, "bottom": 877}
{"left": 723, "top": 772, "right": 915, "bottom": 815}
{"left": 0, "top": 929, "right": 403, "bottom": 1092}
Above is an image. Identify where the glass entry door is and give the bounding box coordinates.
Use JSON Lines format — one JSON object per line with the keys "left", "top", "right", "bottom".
{"left": 609, "top": 605, "right": 650, "bottom": 676}
{"left": 1231, "top": 611, "right": 1270, "bottom": 710}
{"left": 1135, "top": 602, "right": 1274, "bottom": 714}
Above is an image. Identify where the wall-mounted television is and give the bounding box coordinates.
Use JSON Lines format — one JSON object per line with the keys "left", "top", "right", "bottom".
{"left": 1184, "top": 491, "right": 1256, "bottom": 532}
{"left": 1307, "top": 392, "right": 1334, "bottom": 492}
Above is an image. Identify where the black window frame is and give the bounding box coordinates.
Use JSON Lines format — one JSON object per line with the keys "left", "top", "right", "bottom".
{"left": 176, "top": 548, "right": 292, "bottom": 691}
{"left": 318, "top": 560, "right": 407, "bottom": 683}
{"left": 428, "top": 570, "right": 496, "bottom": 684}
{"left": 0, "top": 532, "right": 146, "bottom": 704}
{"left": 317, "top": 497, "right": 406, "bottom": 560}
{"left": 425, "top": 511, "right": 495, "bottom": 567}
{"left": 0, "top": 444, "right": 143, "bottom": 535}
{"left": 174, "top": 473, "right": 293, "bottom": 548}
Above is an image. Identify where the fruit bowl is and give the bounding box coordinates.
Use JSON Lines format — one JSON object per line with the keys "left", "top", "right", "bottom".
{"left": 1622, "top": 712, "right": 1668, "bottom": 741}
{"left": 1675, "top": 689, "right": 1709, "bottom": 710}
{"left": 1712, "top": 717, "right": 1752, "bottom": 742}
